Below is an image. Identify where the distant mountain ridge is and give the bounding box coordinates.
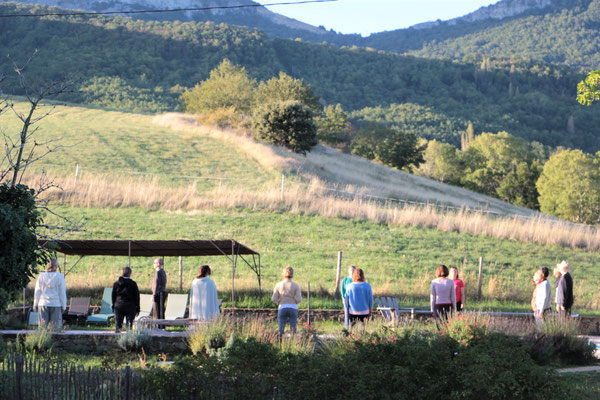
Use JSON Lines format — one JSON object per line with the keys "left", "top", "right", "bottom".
{"left": 2, "top": 0, "right": 330, "bottom": 35}
{"left": 411, "top": 0, "right": 559, "bottom": 29}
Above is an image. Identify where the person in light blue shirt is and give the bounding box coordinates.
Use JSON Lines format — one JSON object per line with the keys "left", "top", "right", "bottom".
{"left": 345, "top": 268, "right": 373, "bottom": 325}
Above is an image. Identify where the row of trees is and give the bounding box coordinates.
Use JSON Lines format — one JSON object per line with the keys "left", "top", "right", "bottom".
{"left": 181, "top": 60, "right": 425, "bottom": 166}
{"left": 2, "top": 3, "right": 600, "bottom": 153}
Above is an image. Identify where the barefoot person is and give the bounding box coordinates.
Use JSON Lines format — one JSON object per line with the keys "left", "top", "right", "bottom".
{"left": 190, "top": 265, "right": 220, "bottom": 321}
{"left": 33, "top": 258, "right": 67, "bottom": 329}
{"left": 272, "top": 266, "right": 302, "bottom": 337}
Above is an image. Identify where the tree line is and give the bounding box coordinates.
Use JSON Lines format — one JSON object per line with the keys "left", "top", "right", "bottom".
{"left": 184, "top": 60, "right": 600, "bottom": 224}
{"left": 1, "top": 3, "right": 600, "bottom": 152}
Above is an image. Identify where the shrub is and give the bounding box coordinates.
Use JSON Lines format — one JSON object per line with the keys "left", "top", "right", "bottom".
{"left": 252, "top": 101, "right": 317, "bottom": 155}
{"left": 116, "top": 329, "right": 151, "bottom": 352}
{"left": 440, "top": 313, "right": 490, "bottom": 346}
{"left": 525, "top": 317, "right": 596, "bottom": 366}
{"left": 24, "top": 328, "right": 53, "bottom": 353}
{"left": 187, "top": 318, "right": 233, "bottom": 356}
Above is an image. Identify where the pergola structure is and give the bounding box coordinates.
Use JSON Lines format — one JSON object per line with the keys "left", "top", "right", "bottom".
{"left": 38, "top": 239, "right": 262, "bottom": 307}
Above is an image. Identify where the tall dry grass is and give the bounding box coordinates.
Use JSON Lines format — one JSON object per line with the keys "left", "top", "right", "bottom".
{"left": 29, "top": 172, "right": 600, "bottom": 251}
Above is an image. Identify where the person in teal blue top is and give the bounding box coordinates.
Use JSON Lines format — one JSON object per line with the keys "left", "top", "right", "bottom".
{"left": 340, "top": 265, "right": 356, "bottom": 307}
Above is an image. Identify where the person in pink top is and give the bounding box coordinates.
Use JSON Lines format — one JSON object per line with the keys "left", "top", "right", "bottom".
{"left": 430, "top": 264, "right": 456, "bottom": 324}
{"left": 449, "top": 267, "right": 465, "bottom": 312}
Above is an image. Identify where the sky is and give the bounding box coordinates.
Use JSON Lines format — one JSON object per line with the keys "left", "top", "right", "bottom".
{"left": 254, "top": 0, "right": 500, "bottom": 36}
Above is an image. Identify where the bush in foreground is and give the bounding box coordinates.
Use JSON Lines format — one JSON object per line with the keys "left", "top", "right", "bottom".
{"left": 142, "top": 324, "right": 563, "bottom": 400}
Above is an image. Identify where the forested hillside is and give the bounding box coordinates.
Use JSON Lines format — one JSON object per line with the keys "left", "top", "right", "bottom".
{"left": 1, "top": 2, "right": 600, "bottom": 151}
{"left": 365, "top": 0, "right": 600, "bottom": 70}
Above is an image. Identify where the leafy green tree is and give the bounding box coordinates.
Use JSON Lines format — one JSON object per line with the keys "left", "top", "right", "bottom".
{"left": 417, "top": 140, "right": 463, "bottom": 185}
{"left": 351, "top": 124, "right": 425, "bottom": 171}
{"left": 181, "top": 59, "right": 256, "bottom": 114}
{"left": 315, "top": 104, "right": 350, "bottom": 145}
{"left": 461, "top": 132, "right": 541, "bottom": 209}
{"left": 577, "top": 70, "right": 600, "bottom": 106}
{"left": 254, "top": 72, "right": 321, "bottom": 113}
{"left": 0, "top": 184, "right": 47, "bottom": 312}
{"left": 252, "top": 101, "right": 317, "bottom": 155}
{"left": 537, "top": 149, "right": 600, "bottom": 223}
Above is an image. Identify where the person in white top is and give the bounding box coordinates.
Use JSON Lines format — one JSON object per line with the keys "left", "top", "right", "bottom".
{"left": 33, "top": 258, "right": 67, "bottom": 329}
{"left": 430, "top": 264, "right": 456, "bottom": 325}
{"left": 190, "top": 265, "right": 220, "bottom": 321}
{"left": 531, "top": 268, "right": 552, "bottom": 330}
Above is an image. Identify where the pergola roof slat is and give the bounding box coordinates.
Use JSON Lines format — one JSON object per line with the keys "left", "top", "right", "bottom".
{"left": 38, "top": 239, "right": 258, "bottom": 257}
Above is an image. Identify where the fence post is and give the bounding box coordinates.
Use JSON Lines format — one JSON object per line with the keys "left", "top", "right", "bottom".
{"left": 334, "top": 251, "right": 343, "bottom": 297}
{"left": 179, "top": 256, "right": 183, "bottom": 292}
{"left": 280, "top": 174, "right": 285, "bottom": 201}
{"left": 125, "top": 366, "right": 132, "bottom": 400}
{"left": 307, "top": 281, "right": 311, "bottom": 325}
{"left": 74, "top": 164, "right": 80, "bottom": 187}
{"left": 16, "top": 354, "right": 23, "bottom": 400}
{"left": 477, "top": 257, "right": 484, "bottom": 300}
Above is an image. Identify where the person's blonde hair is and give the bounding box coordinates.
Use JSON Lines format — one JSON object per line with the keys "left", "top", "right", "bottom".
{"left": 448, "top": 267, "right": 459, "bottom": 280}
{"left": 283, "top": 266, "right": 294, "bottom": 279}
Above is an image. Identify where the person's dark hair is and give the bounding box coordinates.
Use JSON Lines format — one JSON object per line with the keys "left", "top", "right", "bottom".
{"left": 352, "top": 268, "right": 365, "bottom": 282}
{"left": 196, "top": 265, "right": 211, "bottom": 278}
{"left": 435, "top": 265, "right": 449, "bottom": 278}
{"left": 541, "top": 267, "right": 549, "bottom": 280}
{"left": 122, "top": 266, "right": 132, "bottom": 277}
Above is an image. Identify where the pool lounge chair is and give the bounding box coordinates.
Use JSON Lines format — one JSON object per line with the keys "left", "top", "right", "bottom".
{"left": 134, "top": 294, "right": 154, "bottom": 322}
{"left": 164, "top": 294, "right": 189, "bottom": 320}
{"left": 86, "top": 288, "right": 114, "bottom": 325}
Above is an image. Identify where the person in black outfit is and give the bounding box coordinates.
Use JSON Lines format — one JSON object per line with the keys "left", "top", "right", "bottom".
{"left": 112, "top": 266, "right": 140, "bottom": 332}
{"left": 152, "top": 258, "right": 168, "bottom": 328}
{"left": 555, "top": 260, "right": 574, "bottom": 318}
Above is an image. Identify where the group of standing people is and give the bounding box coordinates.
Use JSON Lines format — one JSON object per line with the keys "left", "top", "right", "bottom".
{"left": 111, "top": 258, "right": 221, "bottom": 330}
{"left": 32, "top": 256, "right": 576, "bottom": 334}
{"left": 531, "top": 260, "right": 574, "bottom": 329}
{"left": 32, "top": 257, "right": 221, "bottom": 332}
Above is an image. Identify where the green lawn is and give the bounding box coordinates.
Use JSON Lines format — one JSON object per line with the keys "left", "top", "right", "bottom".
{"left": 1, "top": 101, "right": 278, "bottom": 189}
{"left": 35, "top": 205, "right": 600, "bottom": 314}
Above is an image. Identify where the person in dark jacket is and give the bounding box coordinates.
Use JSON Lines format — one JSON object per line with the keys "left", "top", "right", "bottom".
{"left": 555, "top": 260, "right": 574, "bottom": 318}
{"left": 152, "top": 258, "right": 167, "bottom": 321}
{"left": 112, "top": 266, "right": 140, "bottom": 332}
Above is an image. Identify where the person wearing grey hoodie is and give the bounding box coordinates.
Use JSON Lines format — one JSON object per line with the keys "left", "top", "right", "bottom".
{"left": 33, "top": 258, "right": 67, "bottom": 328}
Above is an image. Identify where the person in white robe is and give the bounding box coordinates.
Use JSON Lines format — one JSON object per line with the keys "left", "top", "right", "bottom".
{"left": 190, "top": 265, "right": 220, "bottom": 320}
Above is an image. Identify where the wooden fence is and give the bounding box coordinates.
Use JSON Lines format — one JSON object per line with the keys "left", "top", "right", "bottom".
{"left": 0, "top": 354, "right": 147, "bottom": 399}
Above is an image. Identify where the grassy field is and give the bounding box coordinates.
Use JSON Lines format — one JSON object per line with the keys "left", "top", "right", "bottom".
{"left": 33, "top": 205, "right": 600, "bottom": 314}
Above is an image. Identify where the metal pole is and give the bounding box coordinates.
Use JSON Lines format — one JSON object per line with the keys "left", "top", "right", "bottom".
{"left": 23, "top": 287, "right": 26, "bottom": 320}
{"left": 231, "top": 241, "right": 236, "bottom": 309}
{"left": 478, "top": 257, "right": 484, "bottom": 300}
{"left": 307, "top": 281, "right": 311, "bottom": 325}
{"left": 281, "top": 174, "right": 285, "bottom": 202}
{"left": 334, "top": 251, "right": 343, "bottom": 297}
{"left": 128, "top": 241, "right": 131, "bottom": 267}
{"left": 178, "top": 256, "right": 183, "bottom": 292}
